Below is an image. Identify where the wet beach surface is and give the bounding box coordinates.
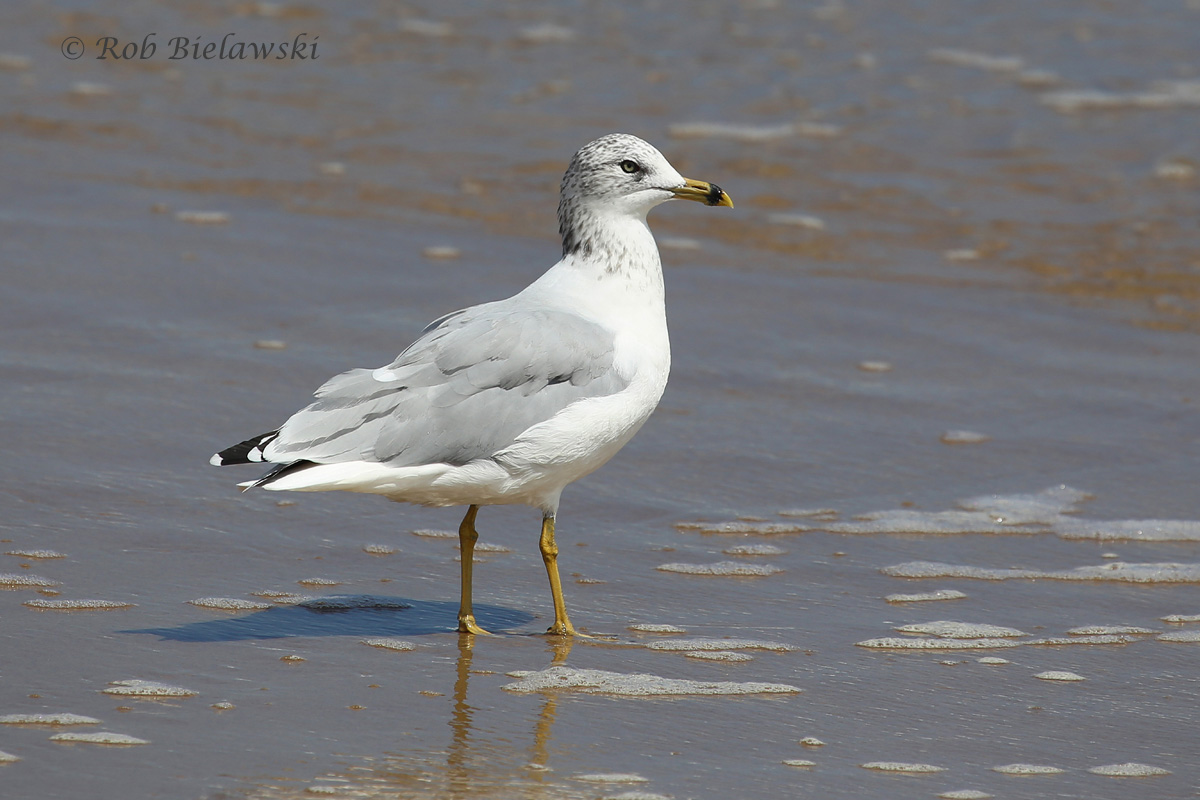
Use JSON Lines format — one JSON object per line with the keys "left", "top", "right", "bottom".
{"left": 2, "top": 2, "right": 1199, "bottom": 798}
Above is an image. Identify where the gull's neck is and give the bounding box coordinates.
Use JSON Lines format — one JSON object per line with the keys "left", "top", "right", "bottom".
{"left": 527, "top": 206, "right": 666, "bottom": 326}
{"left": 559, "top": 203, "right": 663, "bottom": 281}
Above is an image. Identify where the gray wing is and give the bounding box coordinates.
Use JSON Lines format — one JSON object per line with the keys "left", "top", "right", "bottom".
{"left": 263, "top": 299, "right": 628, "bottom": 467}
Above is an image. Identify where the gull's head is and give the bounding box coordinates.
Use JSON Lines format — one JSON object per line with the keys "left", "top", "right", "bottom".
{"left": 558, "top": 133, "right": 733, "bottom": 257}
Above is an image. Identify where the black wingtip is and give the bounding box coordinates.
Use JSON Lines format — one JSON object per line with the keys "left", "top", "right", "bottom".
{"left": 210, "top": 431, "right": 280, "bottom": 467}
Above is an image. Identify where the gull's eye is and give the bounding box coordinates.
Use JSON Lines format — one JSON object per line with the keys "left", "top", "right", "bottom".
{"left": 619, "top": 159, "right": 641, "bottom": 174}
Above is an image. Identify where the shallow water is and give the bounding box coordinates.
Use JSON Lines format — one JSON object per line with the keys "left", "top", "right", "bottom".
{"left": 2, "top": 2, "right": 1199, "bottom": 798}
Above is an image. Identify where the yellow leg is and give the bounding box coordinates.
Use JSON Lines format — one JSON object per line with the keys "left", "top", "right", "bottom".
{"left": 457, "top": 505, "right": 491, "bottom": 635}
{"left": 539, "top": 514, "right": 584, "bottom": 636}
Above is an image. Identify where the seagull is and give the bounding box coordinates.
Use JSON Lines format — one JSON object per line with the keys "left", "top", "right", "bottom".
{"left": 210, "top": 133, "right": 733, "bottom": 636}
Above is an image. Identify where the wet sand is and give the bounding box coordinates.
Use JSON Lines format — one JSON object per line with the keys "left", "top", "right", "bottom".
{"left": 2, "top": 2, "right": 1199, "bottom": 798}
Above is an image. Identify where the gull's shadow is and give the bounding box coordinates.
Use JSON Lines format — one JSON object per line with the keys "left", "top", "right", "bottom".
{"left": 124, "top": 596, "right": 535, "bottom": 642}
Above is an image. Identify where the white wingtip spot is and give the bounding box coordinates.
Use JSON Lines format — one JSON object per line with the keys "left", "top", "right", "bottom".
{"left": 372, "top": 367, "right": 398, "bottom": 382}
{"left": 248, "top": 447, "right": 264, "bottom": 462}
{"left": 209, "top": 453, "right": 223, "bottom": 466}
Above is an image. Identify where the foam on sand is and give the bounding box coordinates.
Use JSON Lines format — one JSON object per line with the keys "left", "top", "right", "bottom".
{"left": 894, "top": 621, "right": 1026, "bottom": 639}
{"left": 1024, "top": 635, "right": 1134, "bottom": 646}
{"left": 646, "top": 638, "right": 795, "bottom": 652}
{"left": 668, "top": 121, "right": 841, "bottom": 141}
{"left": 675, "top": 486, "right": 1200, "bottom": 546}
{"left": 518, "top": 23, "right": 576, "bottom": 44}
{"left": 1087, "top": 762, "right": 1171, "bottom": 777}
{"left": 501, "top": 666, "right": 800, "bottom": 696}
{"left": 398, "top": 18, "right": 452, "bottom": 38}
{"left": 940, "top": 429, "right": 991, "bottom": 445}
{"left": 992, "top": 763, "right": 1064, "bottom": 775}
{"left": 768, "top": 213, "right": 826, "bottom": 230}
{"left": 659, "top": 236, "right": 701, "bottom": 250}
{"left": 174, "top": 210, "right": 228, "bottom": 224}
{"left": 0, "top": 713, "right": 100, "bottom": 725}
{"left": 1041, "top": 81, "right": 1200, "bottom": 112}
{"left": 628, "top": 623, "right": 686, "bottom": 634}
{"left": 466, "top": 542, "right": 511, "bottom": 553}
{"left": 857, "top": 637, "right": 1019, "bottom": 650}
{"left": 0, "top": 573, "right": 60, "bottom": 588}
{"left": 571, "top": 773, "right": 648, "bottom": 783}
{"left": 864, "top": 616, "right": 1155, "bottom": 650}
{"left": 1034, "top": 671, "right": 1086, "bottom": 682}
{"left": 1055, "top": 519, "right": 1200, "bottom": 542}
{"left": 0, "top": 749, "right": 19, "bottom": 763}
{"left": 102, "top": 680, "right": 198, "bottom": 697}
{"left": 188, "top": 597, "right": 272, "bottom": 611}
{"left": 927, "top": 48, "right": 1024, "bottom": 72}
{"left": 829, "top": 510, "right": 1020, "bottom": 535}
{"left": 5, "top": 549, "right": 65, "bottom": 559}
{"left": 882, "top": 560, "right": 1200, "bottom": 583}
{"left": 861, "top": 761, "right": 946, "bottom": 773}
{"left": 777, "top": 508, "right": 838, "bottom": 519}
{"left": 674, "top": 520, "right": 808, "bottom": 534}
{"left": 1066, "top": 625, "right": 1157, "bottom": 636}
{"left": 0, "top": 53, "right": 32, "bottom": 70}
{"left": 1154, "top": 159, "right": 1197, "bottom": 180}
{"left": 361, "top": 638, "right": 416, "bottom": 651}
{"left": 297, "top": 577, "right": 341, "bottom": 587}
{"left": 24, "top": 599, "right": 134, "bottom": 610}
{"left": 411, "top": 529, "right": 455, "bottom": 538}
{"left": 251, "top": 591, "right": 314, "bottom": 605}
{"left": 907, "top": 485, "right": 1083, "bottom": 526}
{"left": 672, "top": 120, "right": 840, "bottom": 142}
{"left": 723, "top": 544, "right": 786, "bottom": 556}
{"left": 684, "top": 651, "right": 755, "bottom": 662}
{"left": 656, "top": 561, "right": 783, "bottom": 576}
{"left": 808, "top": 486, "right": 1084, "bottom": 536}
{"left": 886, "top": 589, "right": 967, "bottom": 603}
{"left": 50, "top": 731, "right": 149, "bottom": 745}
{"left": 674, "top": 485, "right": 1090, "bottom": 536}
{"left": 1017, "top": 69, "right": 1061, "bottom": 88}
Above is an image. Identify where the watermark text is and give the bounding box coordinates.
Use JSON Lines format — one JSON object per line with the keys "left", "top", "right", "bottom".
{"left": 61, "top": 33, "right": 319, "bottom": 61}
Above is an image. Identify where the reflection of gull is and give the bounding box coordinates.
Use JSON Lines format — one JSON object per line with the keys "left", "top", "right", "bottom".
{"left": 211, "top": 133, "right": 733, "bottom": 636}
